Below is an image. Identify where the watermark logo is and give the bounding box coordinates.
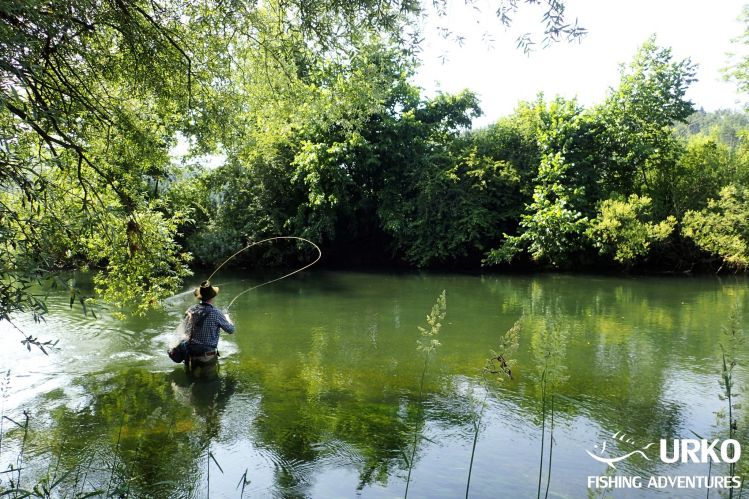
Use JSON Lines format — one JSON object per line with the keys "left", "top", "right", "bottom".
{"left": 586, "top": 430, "right": 743, "bottom": 491}
{"left": 659, "top": 438, "right": 741, "bottom": 464}
{"left": 586, "top": 430, "right": 742, "bottom": 467}
{"left": 586, "top": 431, "right": 655, "bottom": 469}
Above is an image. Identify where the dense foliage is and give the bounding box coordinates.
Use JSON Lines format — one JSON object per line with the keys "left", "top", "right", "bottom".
{"left": 177, "top": 35, "right": 749, "bottom": 276}
{"left": 3, "top": 0, "right": 749, "bottom": 318}
{"left": 0, "top": 0, "right": 588, "bottom": 318}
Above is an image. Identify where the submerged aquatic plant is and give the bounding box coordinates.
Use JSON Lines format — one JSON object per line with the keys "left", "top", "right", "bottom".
{"left": 465, "top": 319, "right": 520, "bottom": 499}
{"left": 404, "top": 290, "right": 446, "bottom": 499}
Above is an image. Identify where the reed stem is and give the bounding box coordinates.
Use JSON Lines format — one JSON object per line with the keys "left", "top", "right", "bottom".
{"left": 14, "top": 410, "right": 30, "bottom": 493}
{"left": 537, "top": 368, "right": 547, "bottom": 499}
{"left": 706, "top": 459, "right": 712, "bottom": 499}
{"left": 544, "top": 394, "right": 554, "bottom": 499}
{"left": 464, "top": 389, "right": 488, "bottom": 499}
{"left": 404, "top": 352, "right": 430, "bottom": 499}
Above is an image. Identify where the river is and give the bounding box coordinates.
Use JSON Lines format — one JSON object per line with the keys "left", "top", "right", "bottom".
{"left": 0, "top": 271, "right": 747, "bottom": 498}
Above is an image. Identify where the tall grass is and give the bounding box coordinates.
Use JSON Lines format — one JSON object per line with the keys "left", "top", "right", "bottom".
{"left": 586, "top": 465, "right": 616, "bottom": 499}
{"left": 544, "top": 393, "right": 555, "bottom": 499}
{"left": 533, "top": 316, "right": 568, "bottom": 499}
{"left": 465, "top": 319, "right": 520, "bottom": 499}
{"left": 0, "top": 409, "right": 30, "bottom": 496}
{"left": 719, "top": 304, "right": 744, "bottom": 499}
{"left": 537, "top": 363, "right": 547, "bottom": 499}
{"left": 404, "top": 290, "right": 446, "bottom": 499}
{"left": 0, "top": 376, "right": 105, "bottom": 498}
{"left": 0, "top": 369, "right": 10, "bottom": 461}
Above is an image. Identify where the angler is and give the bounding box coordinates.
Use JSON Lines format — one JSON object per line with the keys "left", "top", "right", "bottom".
{"left": 169, "top": 280, "right": 235, "bottom": 369}
{"left": 167, "top": 237, "right": 321, "bottom": 370}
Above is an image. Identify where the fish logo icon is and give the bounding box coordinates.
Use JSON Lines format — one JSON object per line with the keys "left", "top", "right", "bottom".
{"left": 586, "top": 431, "right": 656, "bottom": 469}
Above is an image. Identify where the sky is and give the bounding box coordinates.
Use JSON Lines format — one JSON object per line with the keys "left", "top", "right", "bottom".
{"left": 413, "top": 0, "right": 749, "bottom": 127}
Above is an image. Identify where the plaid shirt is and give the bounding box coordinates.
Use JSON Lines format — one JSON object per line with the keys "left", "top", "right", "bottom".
{"left": 185, "top": 302, "right": 235, "bottom": 350}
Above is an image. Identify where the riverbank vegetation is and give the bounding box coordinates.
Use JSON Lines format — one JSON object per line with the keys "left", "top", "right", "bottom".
{"left": 3, "top": 1, "right": 749, "bottom": 317}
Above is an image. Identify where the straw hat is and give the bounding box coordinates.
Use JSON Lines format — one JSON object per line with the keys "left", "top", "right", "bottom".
{"left": 194, "top": 280, "right": 219, "bottom": 301}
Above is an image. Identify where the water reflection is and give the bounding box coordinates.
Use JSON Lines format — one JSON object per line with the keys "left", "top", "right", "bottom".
{"left": 169, "top": 367, "right": 238, "bottom": 437}
{"left": 0, "top": 272, "right": 747, "bottom": 497}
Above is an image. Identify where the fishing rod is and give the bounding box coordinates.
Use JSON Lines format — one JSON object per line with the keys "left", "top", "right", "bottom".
{"left": 207, "top": 236, "right": 322, "bottom": 310}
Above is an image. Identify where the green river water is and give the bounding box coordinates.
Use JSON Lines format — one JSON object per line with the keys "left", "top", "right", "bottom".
{"left": 0, "top": 271, "right": 748, "bottom": 498}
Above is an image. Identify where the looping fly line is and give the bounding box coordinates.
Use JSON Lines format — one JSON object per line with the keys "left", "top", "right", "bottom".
{"left": 205, "top": 236, "right": 322, "bottom": 310}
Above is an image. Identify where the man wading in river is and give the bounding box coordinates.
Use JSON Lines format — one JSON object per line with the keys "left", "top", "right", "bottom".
{"left": 180, "top": 280, "right": 235, "bottom": 368}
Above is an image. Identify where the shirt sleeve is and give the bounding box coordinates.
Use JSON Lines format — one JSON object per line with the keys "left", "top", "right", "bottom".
{"left": 216, "top": 309, "right": 235, "bottom": 334}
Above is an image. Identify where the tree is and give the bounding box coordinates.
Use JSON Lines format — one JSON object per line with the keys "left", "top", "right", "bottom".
{"left": 169, "top": 40, "right": 423, "bottom": 267}
{"left": 485, "top": 97, "right": 592, "bottom": 267}
{"left": 1, "top": 0, "right": 585, "bottom": 322}
{"left": 593, "top": 36, "right": 696, "bottom": 210}
{"left": 0, "top": 0, "right": 417, "bottom": 319}
{"left": 725, "top": 5, "right": 749, "bottom": 98}
{"left": 682, "top": 185, "right": 749, "bottom": 271}
{"left": 674, "top": 110, "right": 749, "bottom": 147}
{"left": 0, "top": 0, "right": 202, "bottom": 320}
{"left": 174, "top": 57, "right": 495, "bottom": 268}
{"left": 586, "top": 194, "right": 675, "bottom": 265}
